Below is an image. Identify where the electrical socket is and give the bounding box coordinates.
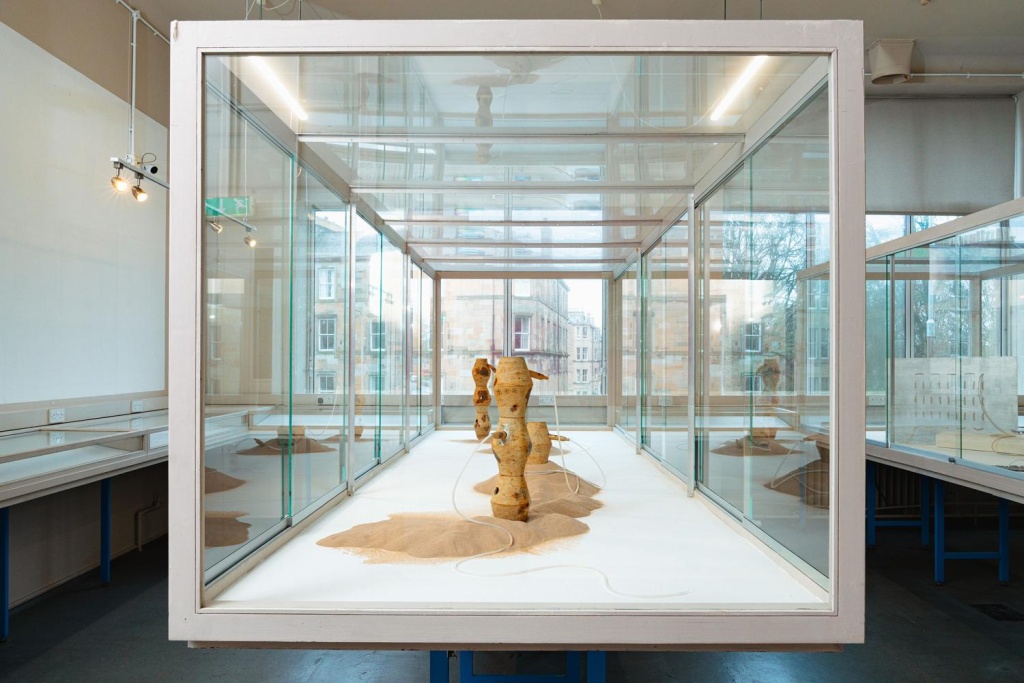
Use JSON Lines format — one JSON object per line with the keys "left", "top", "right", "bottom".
{"left": 538, "top": 396, "right": 555, "bottom": 406}
{"left": 48, "top": 408, "right": 66, "bottom": 424}
{"left": 131, "top": 400, "right": 144, "bottom": 412}
{"left": 867, "top": 395, "right": 886, "bottom": 406}
{"left": 48, "top": 431, "right": 66, "bottom": 446}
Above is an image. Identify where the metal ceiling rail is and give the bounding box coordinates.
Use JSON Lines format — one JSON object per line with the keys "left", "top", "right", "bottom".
{"left": 349, "top": 181, "right": 694, "bottom": 193}
{"left": 299, "top": 130, "right": 747, "bottom": 145}
{"left": 385, "top": 218, "right": 664, "bottom": 226}
{"left": 406, "top": 240, "right": 641, "bottom": 248}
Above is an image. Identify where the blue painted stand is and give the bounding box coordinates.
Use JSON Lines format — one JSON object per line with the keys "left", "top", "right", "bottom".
{"left": 100, "top": 478, "right": 112, "bottom": 586}
{"left": 933, "top": 480, "right": 1010, "bottom": 585}
{"left": 1, "top": 507, "right": 9, "bottom": 642}
{"left": 866, "top": 462, "right": 931, "bottom": 548}
{"left": 429, "top": 651, "right": 606, "bottom": 682}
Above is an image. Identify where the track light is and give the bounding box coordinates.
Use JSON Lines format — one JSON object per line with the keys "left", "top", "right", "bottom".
{"left": 244, "top": 234, "right": 257, "bottom": 248}
{"left": 209, "top": 221, "right": 224, "bottom": 234}
{"left": 111, "top": 163, "right": 130, "bottom": 192}
{"left": 131, "top": 174, "right": 149, "bottom": 202}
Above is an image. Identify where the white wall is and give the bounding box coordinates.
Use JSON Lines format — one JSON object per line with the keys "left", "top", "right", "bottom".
{"left": 0, "top": 20, "right": 166, "bottom": 405}
{"left": 866, "top": 98, "right": 1016, "bottom": 215}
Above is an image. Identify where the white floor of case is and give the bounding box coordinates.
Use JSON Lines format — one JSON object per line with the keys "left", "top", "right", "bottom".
{"left": 210, "top": 431, "right": 828, "bottom": 610}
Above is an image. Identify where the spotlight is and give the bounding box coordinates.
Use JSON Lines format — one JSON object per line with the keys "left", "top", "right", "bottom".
{"left": 244, "top": 234, "right": 257, "bottom": 248}
{"left": 132, "top": 173, "right": 148, "bottom": 202}
{"left": 209, "top": 221, "right": 224, "bottom": 234}
{"left": 111, "top": 163, "right": 129, "bottom": 191}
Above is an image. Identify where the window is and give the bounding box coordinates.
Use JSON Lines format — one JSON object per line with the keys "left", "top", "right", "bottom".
{"left": 807, "top": 280, "right": 828, "bottom": 309}
{"left": 514, "top": 315, "right": 531, "bottom": 351}
{"left": 368, "top": 372, "right": 384, "bottom": 392}
{"left": 575, "top": 346, "right": 588, "bottom": 361}
{"left": 371, "top": 320, "right": 386, "bottom": 351}
{"left": 576, "top": 368, "right": 589, "bottom": 383}
{"left": 317, "top": 268, "right": 335, "bottom": 300}
{"left": 742, "top": 321, "right": 762, "bottom": 353}
{"left": 808, "top": 326, "right": 830, "bottom": 360}
{"left": 742, "top": 372, "right": 763, "bottom": 393}
{"left": 582, "top": 327, "right": 589, "bottom": 339}
{"left": 807, "top": 370, "right": 830, "bottom": 394}
{"left": 317, "top": 316, "right": 336, "bottom": 353}
{"left": 576, "top": 327, "right": 583, "bottom": 339}
{"left": 208, "top": 316, "right": 222, "bottom": 361}
{"left": 316, "top": 373, "right": 336, "bottom": 393}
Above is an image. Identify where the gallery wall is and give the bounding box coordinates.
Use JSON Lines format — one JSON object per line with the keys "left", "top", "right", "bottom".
{"left": 866, "top": 97, "right": 1016, "bottom": 215}
{"left": 0, "top": 19, "right": 167, "bottom": 406}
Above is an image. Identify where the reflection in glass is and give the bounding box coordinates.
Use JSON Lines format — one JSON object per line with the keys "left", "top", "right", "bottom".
{"left": 877, "top": 217, "right": 1024, "bottom": 483}
{"left": 697, "top": 86, "right": 831, "bottom": 579}
{"left": 642, "top": 222, "right": 689, "bottom": 476}
{"left": 202, "top": 71, "right": 293, "bottom": 573}
{"left": 617, "top": 263, "right": 639, "bottom": 433}
{"left": 292, "top": 170, "right": 348, "bottom": 516}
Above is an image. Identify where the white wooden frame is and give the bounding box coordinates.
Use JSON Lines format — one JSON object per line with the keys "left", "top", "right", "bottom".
{"left": 169, "top": 19, "right": 864, "bottom": 648}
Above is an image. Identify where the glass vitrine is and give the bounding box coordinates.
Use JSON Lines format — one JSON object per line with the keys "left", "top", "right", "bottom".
{"left": 170, "top": 19, "right": 864, "bottom": 649}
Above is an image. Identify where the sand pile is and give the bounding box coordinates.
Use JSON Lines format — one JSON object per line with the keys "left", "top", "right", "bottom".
{"left": 318, "top": 462, "right": 602, "bottom": 562}
{"left": 712, "top": 437, "right": 798, "bottom": 456}
{"left": 473, "top": 462, "right": 602, "bottom": 518}
{"left": 205, "top": 467, "right": 245, "bottom": 494}
{"left": 317, "top": 512, "right": 589, "bottom": 561}
{"left": 205, "top": 511, "right": 250, "bottom": 547}
{"left": 236, "top": 437, "right": 333, "bottom": 455}
{"left": 765, "top": 460, "right": 830, "bottom": 509}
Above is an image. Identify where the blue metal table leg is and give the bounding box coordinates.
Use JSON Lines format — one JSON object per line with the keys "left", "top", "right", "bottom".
{"left": 564, "top": 652, "right": 582, "bottom": 680}
{"left": 429, "top": 650, "right": 448, "bottom": 683}
{"left": 459, "top": 651, "right": 474, "bottom": 680}
{"left": 100, "top": 478, "right": 112, "bottom": 586}
{"left": 866, "top": 461, "right": 877, "bottom": 547}
{"left": 920, "top": 476, "right": 931, "bottom": 548}
{"left": 1, "top": 507, "right": 9, "bottom": 642}
{"left": 934, "top": 480, "right": 946, "bottom": 585}
{"left": 586, "top": 652, "right": 606, "bottom": 683}
{"left": 998, "top": 499, "right": 1010, "bottom": 584}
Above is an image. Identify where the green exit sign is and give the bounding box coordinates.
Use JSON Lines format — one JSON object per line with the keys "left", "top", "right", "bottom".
{"left": 205, "top": 196, "right": 251, "bottom": 217}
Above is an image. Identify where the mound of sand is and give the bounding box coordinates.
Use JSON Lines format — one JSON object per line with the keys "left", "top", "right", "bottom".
{"left": 204, "top": 467, "right": 245, "bottom": 494}
{"left": 236, "top": 437, "right": 333, "bottom": 455}
{"left": 318, "top": 462, "right": 602, "bottom": 562}
{"left": 205, "top": 511, "right": 250, "bottom": 548}
{"left": 317, "top": 512, "right": 589, "bottom": 561}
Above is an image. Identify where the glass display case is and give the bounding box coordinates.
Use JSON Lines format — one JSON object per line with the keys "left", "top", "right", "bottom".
{"left": 865, "top": 198, "right": 1024, "bottom": 501}
{"left": 169, "top": 19, "right": 864, "bottom": 649}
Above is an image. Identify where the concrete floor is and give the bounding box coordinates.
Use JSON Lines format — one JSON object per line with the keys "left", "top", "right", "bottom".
{"left": 2, "top": 526, "right": 1023, "bottom": 682}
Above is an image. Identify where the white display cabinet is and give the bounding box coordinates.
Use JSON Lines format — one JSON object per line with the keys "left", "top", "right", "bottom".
{"left": 169, "top": 20, "right": 865, "bottom": 649}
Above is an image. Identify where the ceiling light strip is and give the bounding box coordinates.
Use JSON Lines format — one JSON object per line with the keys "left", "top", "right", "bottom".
{"left": 249, "top": 56, "right": 308, "bottom": 121}
{"left": 710, "top": 55, "right": 769, "bottom": 121}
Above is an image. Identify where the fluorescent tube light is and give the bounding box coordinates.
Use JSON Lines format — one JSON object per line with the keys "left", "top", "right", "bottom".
{"left": 249, "top": 56, "right": 308, "bottom": 121}
{"left": 709, "top": 55, "right": 769, "bottom": 122}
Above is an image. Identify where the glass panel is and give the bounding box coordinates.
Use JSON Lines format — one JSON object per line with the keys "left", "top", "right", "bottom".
{"left": 408, "top": 264, "right": 422, "bottom": 439}
{"left": 202, "top": 68, "right": 293, "bottom": 573}
{"left": 352, "top": 215, "right": 380, "bottom": 476}
{"left": 421, "top": 272, "right": 435, "bottom": 431}
{"left": 440, "top": 279, "right": 505, "bottom": 426}
{"left": 642, "top": 221, "right": 689, "bottom": 476}
{"left": 617, "top": 263, "right": 639, "bottom": 433}
{"left": 885, "top": 215, "right": 1024, "bottom": 482}
{"left": 866, "top": 257, "right": 890, "bottom": 443}
{"left": 293, "top": 169, "right": 348, "bottom": 515}
{"left": 697, "top": 85, "right": 831, "bottom": 579}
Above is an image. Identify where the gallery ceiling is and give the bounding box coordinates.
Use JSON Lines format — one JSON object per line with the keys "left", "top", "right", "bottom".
{"left": 150, "top": 0, "right": 1022, "bottom": 274}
